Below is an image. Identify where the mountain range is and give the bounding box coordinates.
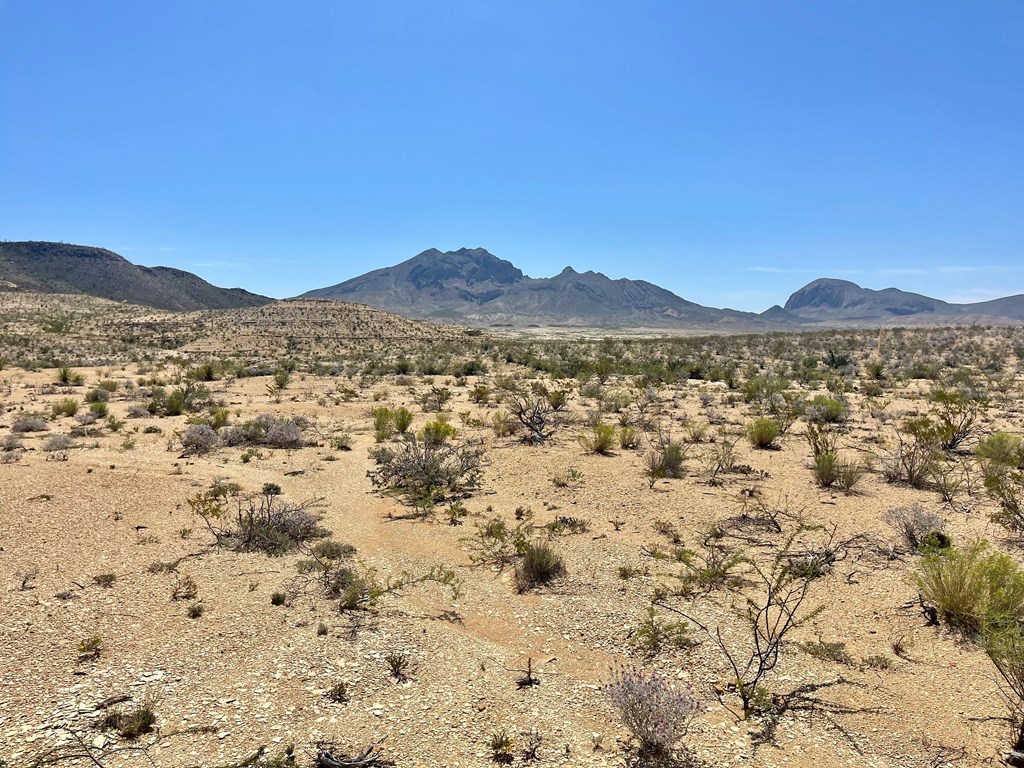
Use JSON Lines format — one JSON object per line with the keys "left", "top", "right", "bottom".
{"left": 303, "top": 247, "right": 1024, "bottom": 328}
{"left": 4, "top": 241, "right": 1023, "bottom": 328}
{"left": 0, "top": 241, "right": 270, "bottom": 311}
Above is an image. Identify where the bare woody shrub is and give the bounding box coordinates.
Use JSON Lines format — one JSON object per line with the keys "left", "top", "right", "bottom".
{"left": 369, "top": 437, "right": 484, "bottom": 505}
{"left": 884, "top": 504, "right": 948, "bottom": 552}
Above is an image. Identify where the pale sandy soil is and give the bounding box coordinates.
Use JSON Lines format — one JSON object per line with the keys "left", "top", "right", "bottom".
{"left": 0, "top": 312, "right": 1022, "bottom": 768}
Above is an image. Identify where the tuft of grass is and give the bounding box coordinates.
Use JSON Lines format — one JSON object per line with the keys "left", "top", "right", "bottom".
{"left": 515, "top": 541, "right": 565, "bottom": 592}
{"left": 745, "top": 417, "right": 780, "bottom": 449}
{"left": 916, "top": 540, "right": 1024, "bottom": 634}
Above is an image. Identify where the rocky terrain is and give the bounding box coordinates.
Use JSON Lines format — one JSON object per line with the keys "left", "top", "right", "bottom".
{"left": 1, "top": 296, "right": 1024, "bottom": 767}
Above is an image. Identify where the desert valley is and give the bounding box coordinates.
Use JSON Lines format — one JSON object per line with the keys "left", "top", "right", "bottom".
{"left": 1, "top": 242, "right": 1024, "bottom": 768}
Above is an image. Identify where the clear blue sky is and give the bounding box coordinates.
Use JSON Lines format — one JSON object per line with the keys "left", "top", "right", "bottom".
{"left": 2, "top": 1, "right": 1022, "bottom": 311}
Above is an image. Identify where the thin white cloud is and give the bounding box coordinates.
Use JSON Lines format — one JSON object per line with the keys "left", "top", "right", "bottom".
{"left": 943, "top": 288, "right": 1020, "bottom": 304}
{"left": 877, "top": 268, "right": 927, "bottom": 276}
{"left": 746, "top": 266, "right": 813, "bottom": 274}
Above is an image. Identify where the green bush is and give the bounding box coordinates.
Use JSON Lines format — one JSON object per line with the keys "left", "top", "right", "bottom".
{"left": 619, "top": 426, "right": 641, "bottom": 449}
{"left": 916, "top": 541, "right": 1024, "bottom": 634}
{"left": 419, "top": 415, "right": 457, "bottom": 446}
{"left": 745, "top": 417, "right": 780, "bottom": 449}
{"left": 579, "top": 423, "right": 617, "bottom": 454}
{"left": 805, "top": 395, "right": 848, "bottom": 424}
{"left": 393, "top": 406, "right": 414, "bottom": 434}
{"left": 515, "top": 540, "right": 565, "bottom": 592}
{"left": 51, "top": 398, "right": 79, "bottom": 418}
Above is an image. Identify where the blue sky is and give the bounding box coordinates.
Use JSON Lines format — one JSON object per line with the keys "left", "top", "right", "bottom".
{"left": 1, "top": 1, "right": 1022, "bottom": 311}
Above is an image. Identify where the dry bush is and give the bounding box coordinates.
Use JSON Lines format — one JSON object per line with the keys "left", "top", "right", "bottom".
{"left": 604, "top": 666, "right": 699, "bottom": 758}
{"left": 369, "top": 436, "right": 484, "bottom": 505}
{"left": 884, "top": 504, "right": 948, "bottom": 552}
{"left": 180, "top": 424, "right": 218, "bottom": 454}
{"left": 190, "top": 488, "right": 329, "bottom": 556}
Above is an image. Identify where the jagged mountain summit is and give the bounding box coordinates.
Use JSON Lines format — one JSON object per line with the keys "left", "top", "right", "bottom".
{"left": 301, "top": 247, "right": 781, "bottom": 328}
{"left": 0, "top": 241, "right": 271, "bottom": 311}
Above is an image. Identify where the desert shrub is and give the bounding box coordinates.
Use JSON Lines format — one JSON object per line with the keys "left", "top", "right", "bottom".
{"left": 0, "top": 434, "right": 21, "bottom": 451}
{"left": 99, "top": 694, "right": 157, "bottom": 740}
{"left": 488, "top": 729, "right": 515, "bottom": 763}
{"left": 630, "top": 605, "right": 692, "bottom": 657}
{"left": 515, "top": 540, "right": 565, "bottom": 592}
{"left": 929, "top": 387, "right": 986, "bottom": 450}
{"left": 42, "top": 434, "right": 74, "bottom": 452}
{"left": 56, "top": 366, "right": 83, "bottom": 385}
{"left": 579, "top": 423, "right": 617, "bottom": 454}
{"left": 78, "top": 636, "right": 104, "bottom": 662}
{"left": 88, "top": 401, "right": 108, "bottom": 417}
{"left": 659, "top": 529, "right": 826, "bottom": 719}
{"left": 834, "top": 456, "right": 867, "bottom": 492}
{"left": 984, "top": 624, "right": 1024, "bottom": 758}
{"left": 393, "top": 406, "right": 414, "bottom": 434}
{"left": 977, "top": 432, "right": 1024, "bottom": 481}
{"left": 181, "top": 424, "right": 218, "bottom": 454}
{"left": 977, "top": 434, "right": 1024, "bottom": 530}
{"left": 420, "top": 415, "right": 457, "bottom": 447}
{"left": 619, "top": 426, "right": 641, "bottom": 449}
{"left": 804, "top": 394, "right": 848, "bottom": 424}
{"left": 804, "top": 421, "right": 840, "bottom": 459}
{"left": 126, "top": 405, "right": 150, "bottom": 419}
{"left": 325, "top": 681, "right": 349, "bottom": 703}
{"left": 916, "top": 541, "right": 1024, "bottom": 634}
{"left": 75, "top": 410, "right": 99, "bottom": 427}
{"left": 464, "top": 516, "right": 532, "bottom": 568}
{"left": 884, "top": 417, "right": 942, "bottom": 488}
{"left": 12, "top": 417, "right": 48, "bottom": 433}
{"left": 187, "top": 603, "right": 205, "bottom": 619}
{"left": 266, "top": 420, "right": 304, "bottom": 449}
{"left": 369, "top": 437, "right": 485, "bottom": 504}
{"left": 745, "top": 417, "right": 780, "bottom": 449}
{"left": 884, "top": 504, "right": 948, "bottom": 552}
{"left": 491, "top": 409, "right": 517, "bottom": 437}
{"left": 51, "top": 398, "right": 79, "bottom": 418}
{"left": 500, "top": 383, "right": 570, "bottom": 444}
{"left": 643, "top": 432, "right": 688, "bottom": 487}
{"left": 171, "top": 575, "right": 198, "bottom": 601}
{"left": 84, "top": 387, "right": 110, "bottom": 404}
{"left": 419, "top": 386, "right": 452, "bottom": 412}
{"left": 373, "top": 407, "right": 395, "bottom": 443}
{"left": 469, "top": 385, "right": 491, "bottom": 404}
{"left": 189, "top": 488, "right": 329, "bottom": 556}
{"left": 604, "top": 666, "right": 699, "bottom": 758}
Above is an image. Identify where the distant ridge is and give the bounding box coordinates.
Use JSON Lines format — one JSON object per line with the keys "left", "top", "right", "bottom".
{"left": 0, "top": 241, "right": 271, "bottom": 311}
{"left": 784, "top": 277, "right": 1024, "bottom": 322}
{"left": 301, "top": 247, "right": 790, "bottom": 329}
{"left": 302, "top": 247, "right": 1024, "bottom": 328}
